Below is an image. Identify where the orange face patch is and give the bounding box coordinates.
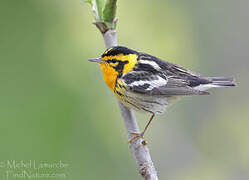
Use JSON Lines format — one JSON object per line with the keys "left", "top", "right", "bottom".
{"left": 99, "top": 63, "right": 119, "bottom": 90}
{"left": 99, "top": 53, "right": 138, "bottom": 90}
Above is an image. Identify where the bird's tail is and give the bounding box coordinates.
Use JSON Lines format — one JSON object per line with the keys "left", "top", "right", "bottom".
{"left": 209, "top": 77, "right": 236, "bottom": 87}
{"left": 194, "top": 77, "right": 236, "bottom": 91}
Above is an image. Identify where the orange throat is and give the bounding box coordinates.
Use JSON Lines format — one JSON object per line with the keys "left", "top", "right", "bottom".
{"left": 99, "top": 63, "right": 118, "bottom": 90}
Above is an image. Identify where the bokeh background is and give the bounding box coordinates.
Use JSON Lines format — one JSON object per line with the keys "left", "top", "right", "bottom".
{"left": 1, "top": 0, "right": 249, "bottom": 179}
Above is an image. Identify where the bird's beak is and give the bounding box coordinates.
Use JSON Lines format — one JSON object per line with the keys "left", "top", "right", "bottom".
{"left": 88, "top": 57, "right": 104, "bottom": 63}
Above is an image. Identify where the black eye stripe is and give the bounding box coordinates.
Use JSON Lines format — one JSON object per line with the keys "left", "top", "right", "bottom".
{"left": 112, "top": 59, "right": 118, "bottom": 63}
{"left": 107, "top": 59, "right": 118, "bottom": 63}
{"left": 106, "top": 59, "right": 128, "bottom": 68}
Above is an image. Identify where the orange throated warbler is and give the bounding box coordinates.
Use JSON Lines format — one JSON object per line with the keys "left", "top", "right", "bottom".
{"left": 89, "top": 46, "right": 235, "bottom": 142}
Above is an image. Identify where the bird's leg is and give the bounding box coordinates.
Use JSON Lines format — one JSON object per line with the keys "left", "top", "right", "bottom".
{"left": 128, "top": 113, "right": 155, "bottom": 143}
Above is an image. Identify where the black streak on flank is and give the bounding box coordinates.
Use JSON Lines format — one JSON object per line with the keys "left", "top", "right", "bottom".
{"left": 115, "top": 90, "right": 124, "bottom": 97}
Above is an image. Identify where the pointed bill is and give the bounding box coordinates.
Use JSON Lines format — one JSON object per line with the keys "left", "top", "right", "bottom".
{"left": 88, "top": 57, "right": 104, "bottom": 63}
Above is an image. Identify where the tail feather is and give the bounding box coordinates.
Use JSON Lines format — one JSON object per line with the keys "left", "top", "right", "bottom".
{"left": 194, "top": 77, "right": 236, "bottom": 91}
{"left": 209, "top": 77, "right": 236, "bottom": 87}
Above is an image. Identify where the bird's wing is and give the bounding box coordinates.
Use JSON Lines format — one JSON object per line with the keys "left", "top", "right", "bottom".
{"left": 120, "top": 71, "right": 208, "bottom": 96}
{"left": 138, "top": 53, "right": 200, "bottom": 77}
{"left": 135, "top": 53, "right": 212, "bottom": 92}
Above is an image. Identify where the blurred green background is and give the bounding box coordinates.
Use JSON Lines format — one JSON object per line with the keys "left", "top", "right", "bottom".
{"left": 0, "top": 0, "right": 248, "bottom": 179}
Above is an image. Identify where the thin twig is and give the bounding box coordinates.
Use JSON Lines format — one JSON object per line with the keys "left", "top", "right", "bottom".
{"left": 94, "top": 22, "right": 159, "bottom": 180}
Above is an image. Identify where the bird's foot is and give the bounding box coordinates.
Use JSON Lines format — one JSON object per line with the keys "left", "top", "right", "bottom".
{"left": 128, "top": 131, "right": 145, "bottom": 144}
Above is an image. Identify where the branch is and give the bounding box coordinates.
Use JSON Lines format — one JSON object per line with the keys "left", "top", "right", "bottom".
{"left": 86, "top": 1, "right": 159, "bottom": 179}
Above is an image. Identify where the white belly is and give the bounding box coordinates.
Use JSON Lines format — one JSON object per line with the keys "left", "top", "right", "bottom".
{"left": 116, "top": 91, "right": 173, "bottom": 114}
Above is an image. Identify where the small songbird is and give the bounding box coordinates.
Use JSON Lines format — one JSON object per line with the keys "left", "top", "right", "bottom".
{"left": 89, "top": 46, "right": 235, "bottom": 141}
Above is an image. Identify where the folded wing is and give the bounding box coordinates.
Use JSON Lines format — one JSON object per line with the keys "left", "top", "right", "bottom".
{"left": 121, "top": 71, "right": 208, "bottom": 96}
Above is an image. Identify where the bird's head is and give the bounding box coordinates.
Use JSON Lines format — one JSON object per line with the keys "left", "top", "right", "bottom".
{"left": 89, "top": 46, "right": 138, "bottom": 75}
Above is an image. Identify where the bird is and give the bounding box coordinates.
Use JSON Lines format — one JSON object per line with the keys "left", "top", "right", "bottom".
{"left": 89, "top": 46, "right": 235, "bottom": 142}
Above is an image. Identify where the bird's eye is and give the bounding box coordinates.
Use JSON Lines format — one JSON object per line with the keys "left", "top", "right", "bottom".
{"left": 111, "top": 59, "right": 118, "bottom": 63}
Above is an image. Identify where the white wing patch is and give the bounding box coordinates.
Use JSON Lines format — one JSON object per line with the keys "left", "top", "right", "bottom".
{"left": 139, "top": 60, "right": 161, "bottom": 70}
{"left": 129, "top": 76, "right": 168, "bottom": 90}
